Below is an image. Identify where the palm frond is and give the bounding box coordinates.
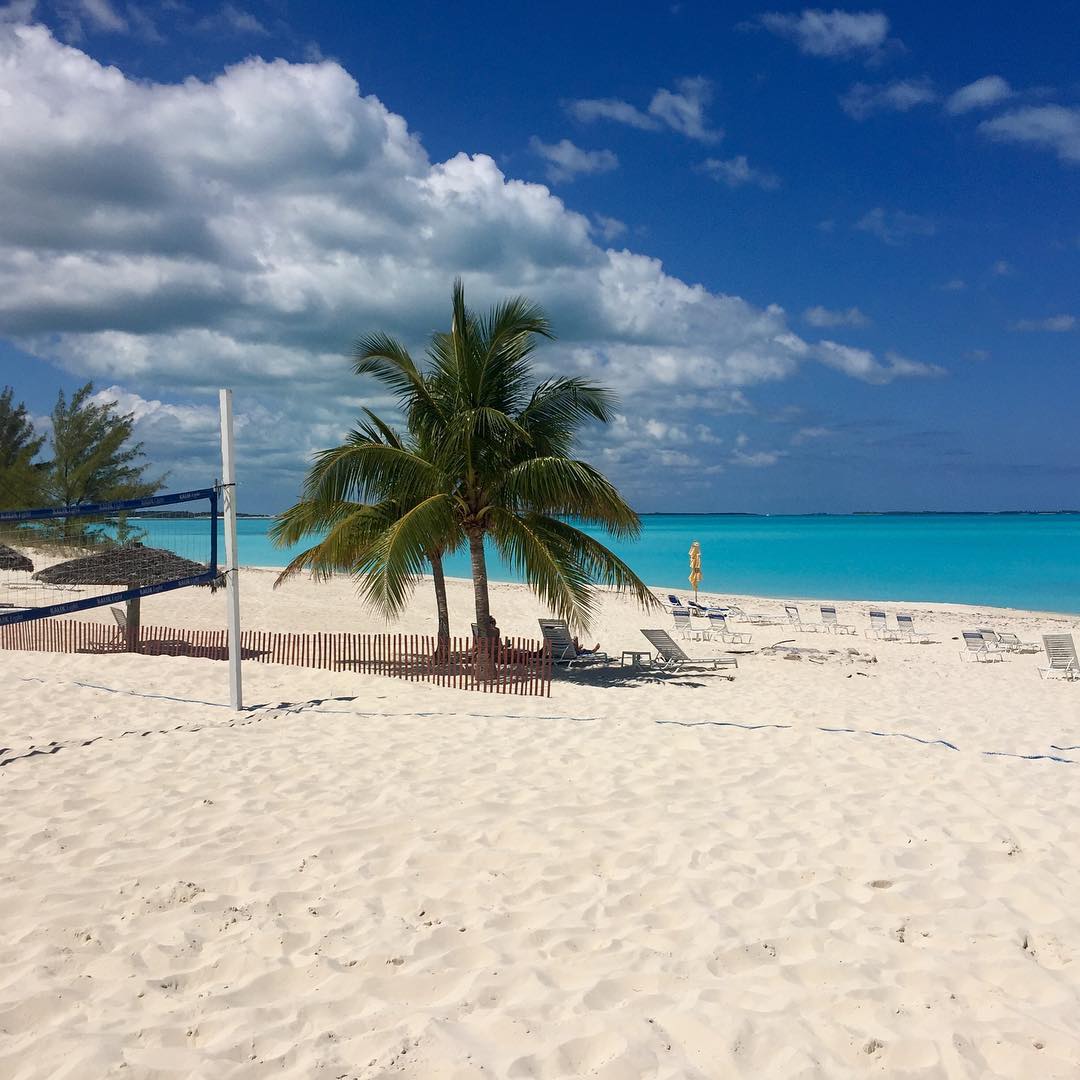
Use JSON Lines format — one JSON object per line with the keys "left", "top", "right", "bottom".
{"left": 353, "top": 408, "right": 406, "bottom": 450}
{"left": 486, "top": 507, "right": 598, "bottom": 629}
{"left": 269, "top": 495, "right": 364, "bottom": 548}
{"left": 497, "top": 457, "right": 641, "bottom": 537}
{"left": 518, "top": 378, "right": 616, "bottom": 436}
{"left": 477, "top": 295, "right": 554, "bottom": 413}
{"left": 272, "top": 501, "right": 397, "bottom": 587}
{"left": 529, "top": 515, "right": 661, "bottom": 613}
{"left": 355, "top": 493, "right": 459, "bottom": 618}
{"left": 353, "top": 332, "right": 445, "bottom": 430}
{"left": 304, "top": 441, "right": 441, "bottom": 505}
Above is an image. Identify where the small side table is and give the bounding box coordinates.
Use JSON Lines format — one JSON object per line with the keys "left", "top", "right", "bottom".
{"left": 621, "top": 650, "right": 652, "bottom": 668}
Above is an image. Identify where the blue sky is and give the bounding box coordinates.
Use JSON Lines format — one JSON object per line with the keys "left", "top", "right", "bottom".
{"left": 0, "top": 1, "right": 1077, "bottom": 513}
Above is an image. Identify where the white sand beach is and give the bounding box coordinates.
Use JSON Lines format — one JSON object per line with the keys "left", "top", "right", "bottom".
{"left": 2, "top": 572, "right": 1080, "bottom": 1079}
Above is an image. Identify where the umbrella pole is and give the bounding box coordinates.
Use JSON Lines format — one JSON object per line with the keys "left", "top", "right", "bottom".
{"left": 126, "top": 593, "right": 140, "bottom": 653}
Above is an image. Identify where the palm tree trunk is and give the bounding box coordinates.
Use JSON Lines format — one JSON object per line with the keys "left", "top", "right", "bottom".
{"left": 467, "top": 527, "right": 496, "bottom": 639}
{"left": 467, "top": 527, "right": 497, "bottom": 679}
{"left": 429, "top": 550, "right": 450, "bottom": 655}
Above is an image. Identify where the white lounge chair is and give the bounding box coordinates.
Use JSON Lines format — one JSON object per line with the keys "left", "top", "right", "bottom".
{"left": 994, "top": 631, "right": 1040, "bottom": 654}
{"left": 1039, "top": 634, "right": 1079, "bottom": 680}
{"left": 741, "top": 609, "right": 784, "bottom": 625}
{"left": 820, "top": 605, "right": 855, "bottom": 635}
{"left": 706, "top": 611, "right": 752, "bottom": 644}
{"left": 538, "top": 619, "right": 610, "bottom": 667}
{"left": 961, "top": 630, "right": 1005, "bottom": 663}
{"left": 785, "top": 604, "right": 823, "bottom": 632}
{"left": 640, "top": 629, "right": 737, "bottom": 675}
{"left": 672, "top": 608, "right": 709, "bottom": 641}
{"left": 977, "top": 629, "right": 1010, "bottom": 655}
{"left": 866, "top": 610, "right": 903, "bottom": 641}
{"left": 896, "top": 613, "right": 931, "bottom": 642}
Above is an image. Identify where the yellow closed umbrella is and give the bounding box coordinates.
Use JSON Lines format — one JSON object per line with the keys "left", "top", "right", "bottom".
{"left": 688, "top": 540, "right": 702, "bottom": 602}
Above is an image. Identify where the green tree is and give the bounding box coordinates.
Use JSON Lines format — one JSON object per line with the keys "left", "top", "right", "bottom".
{"left": 46, "top": 383, "right": 163, "bottom": 511}
{"left": 0, "top": 385, "right": 47, "bottom": 509}
{"left": 270, "top": 412, "right": 458, "bottom": 651}
{"left": 322, "top": 279, "right": 658, "bottom": 635}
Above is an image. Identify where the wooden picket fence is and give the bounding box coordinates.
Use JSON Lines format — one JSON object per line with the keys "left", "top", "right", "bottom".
{"left": 0, "top": 619, "right": 552, "bottom": 696}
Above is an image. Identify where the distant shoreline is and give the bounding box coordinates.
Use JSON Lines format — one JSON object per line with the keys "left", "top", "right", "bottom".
{"left": 129, "top": 509, "right": 1080, "bottom": 520}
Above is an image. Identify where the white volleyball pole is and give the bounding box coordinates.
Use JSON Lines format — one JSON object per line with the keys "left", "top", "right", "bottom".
{"left": 219, "top": 388, "right": 243, "bottom": 710}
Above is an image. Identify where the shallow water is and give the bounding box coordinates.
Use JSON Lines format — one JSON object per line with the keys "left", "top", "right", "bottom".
{"left": 133, "top": 513, "right": 1080, "bottom": 614}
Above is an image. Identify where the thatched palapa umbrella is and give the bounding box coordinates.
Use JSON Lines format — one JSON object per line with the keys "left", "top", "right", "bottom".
{"left": 0, "top": 544, "right": 34, "bottom": 573}
{"left": 34, "top": 542, "right": 217, "bottom": 651}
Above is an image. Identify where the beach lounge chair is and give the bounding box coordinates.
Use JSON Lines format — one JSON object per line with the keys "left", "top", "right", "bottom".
{"left": 76, "top": 606, "right": 131, "bottom": 653}
{"left": 994, "top": 631, "right": 1040, "bottom": 654}
{"left": 537, "top": 619, "right": 610, "bottom": 667}
{"left": 820, "top": 605, "right": 855, "bottom": 635}
{"left": 961, "top": 630, "right": 1005, "bottom": 662}
{"left": 1039, "top": 634, "right": 1079, "bottom": 680}
{"left": 785, "top": 604, "right": 823, "bottom": 632}
{"left": 977, "top": 629, "right": 1010, "bottom": 655}
{"left": 672, "top": 608, "right": 709, "bottom": 641}
{"left": 666, "top": 594, "right": 685, "bottom": 608}
{"left": 706, "top": 611, "right": 752, "bottom": 644}
{"left": 866, "top": 610, "right": 903, "bottom": 641}
{"left": 896, "top": 613, "right": 931, "bottom": 642}
{"left": 741, "top": 609, "right": 784, "bottom": 625}
{"left": 640, "top": 629, "right": 737, "bottom": 675}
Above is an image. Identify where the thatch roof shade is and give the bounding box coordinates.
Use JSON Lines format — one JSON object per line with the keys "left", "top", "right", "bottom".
{"left": 33, "top": 542, "right": 219, "bottom": 590}
{"left": 0, "top": 544, "right": 34, "bottom": 572}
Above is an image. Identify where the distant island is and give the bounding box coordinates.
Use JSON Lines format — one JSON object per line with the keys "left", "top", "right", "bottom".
{"left": 131, "top": 511, "right": 273, "bottom": 519}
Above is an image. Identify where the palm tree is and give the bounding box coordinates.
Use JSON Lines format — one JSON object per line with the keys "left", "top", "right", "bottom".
{"left": 333, "top": 279, "right": 659, "bottom": 635}
{"left": 270, "top": 412, "right": 458, "bottom": 651}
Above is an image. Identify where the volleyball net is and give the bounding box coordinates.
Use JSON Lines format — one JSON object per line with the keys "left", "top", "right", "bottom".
{"left": 0, "top": 487, "right": 220, "bottom": 627}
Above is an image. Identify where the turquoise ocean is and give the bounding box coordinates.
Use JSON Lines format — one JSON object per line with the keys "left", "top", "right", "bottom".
{"left": 136, "top": 513, "right": 1080, "bottom": 615}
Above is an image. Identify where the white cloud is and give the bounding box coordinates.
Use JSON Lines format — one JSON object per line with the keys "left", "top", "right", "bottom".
{"left": 593, "top": 214, "right": 627, "bottom": 241}
{"left": 840, "top": 78, "right": 937, "bottom": 120}
{"left": 74, "top": 0, "right": 126, "bottom": 32}
{"left": 197, "top": 5, "right": 270, "bottom": 36}
{"left": 1010, "top": 314, "right": 1075, "bottom": 332}
{"left": 0, "top": 24, "right": 937, "bottom": 504}
{"left": 980, "top": 105, "right": 1080, "bottom": 164}
{"left": 791, "top": 425, "right": 832, "bottom": 444}
{"left": 90, "top": 385, "right": 221, "bottom": 434}
{"left": 945, "top": 75, "right": 1013, "bottom": 115}
{"left": 731, "top": 446, "right": 784, "bottom": 467}
{"left": 941, "top": 279, "right": 966, "bottom": 291}
{"left": 0, "top": 1, "right": 37, "bottom": 23}
{"left": 855, "top": 207, "right": 936, "bottom": 245}
{"left": 803, "top": 305, "right": 869, "bottom": 327}
{"left": 991, "top": 259, "right": 1012, "bottom": 276}
{"left": 701, "top": 155, "right": 780, "bottom": 190}
{"left": 563, "top": 97, "right": 658, "bottom": 130}
{"left": 756, "top": 9, "right": 893, "bottom": 59}
{"left": 529, "top": 137, "right": 618, "bottom": 183}
{"left": 565, "top": 77, "right": 721, "bottom": 142}
{"left": 815, "top": 341, "right": 945, "bottom": 384}
{"left": 647, "top": 77, "right": 720, "bottom": 142}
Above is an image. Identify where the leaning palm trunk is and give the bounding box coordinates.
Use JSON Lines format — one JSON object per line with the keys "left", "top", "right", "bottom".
{"left": 428, "top": 549, "right": 450, "bottom": 654}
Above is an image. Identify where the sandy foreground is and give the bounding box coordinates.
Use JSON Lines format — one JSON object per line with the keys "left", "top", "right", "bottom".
{"left": 2, "top": 571, "right": 1080, "bottom": 1079}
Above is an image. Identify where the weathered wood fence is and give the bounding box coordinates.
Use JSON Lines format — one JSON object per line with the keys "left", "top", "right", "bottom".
{"left": 0, "top": 619, "right": 552, "bottom": 696}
